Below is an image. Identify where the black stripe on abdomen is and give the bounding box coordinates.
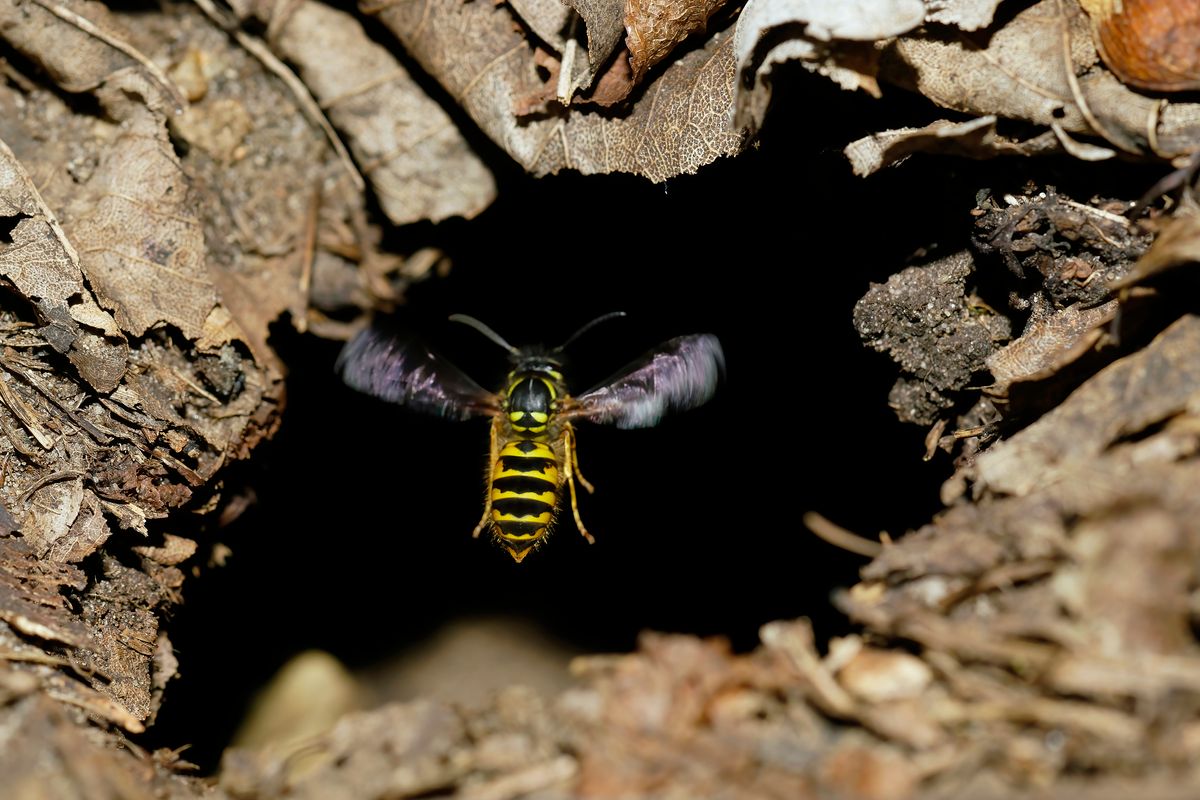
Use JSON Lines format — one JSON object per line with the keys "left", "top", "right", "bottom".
{"left": 493, "top": 475, "right": 556, "bottom": 495}
{"left": 499, "top": 456, "right": 556, "bottom": 474}
{"left": 493, "top": 497, "right": 554, "bottom": 518}
{"left": 496, "top": 520, "right": 546, "bottom": 537}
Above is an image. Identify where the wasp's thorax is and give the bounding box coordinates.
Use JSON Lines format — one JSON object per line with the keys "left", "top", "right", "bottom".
{"left": 502, "top": 352, "right": 567, "bottom": 438}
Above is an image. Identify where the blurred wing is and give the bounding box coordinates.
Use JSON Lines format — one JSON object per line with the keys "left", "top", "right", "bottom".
{"left": 336, "top": 324, "right": 499, "bottom": 420}
{"left": 566, "top": 334, "right": 724, "bottom": 428}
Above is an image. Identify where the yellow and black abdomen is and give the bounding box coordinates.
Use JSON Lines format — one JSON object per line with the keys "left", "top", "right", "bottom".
{"left": 489, "top": 439, "right": 562, "bottom": 561}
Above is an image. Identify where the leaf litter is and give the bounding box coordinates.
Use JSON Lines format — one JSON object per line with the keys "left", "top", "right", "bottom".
{"left": 1, "top": 0, "right": 1200, "bottom": 798}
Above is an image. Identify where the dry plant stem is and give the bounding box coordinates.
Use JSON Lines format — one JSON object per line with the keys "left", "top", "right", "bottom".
{"left": 32, "top": 0, "right": 185, "bottom": 111}
{"left": 0, "top": 361, "right": 111, "bottom": 444}
{"left": 190, "top": 0, "right": 366, "bottom": 193}
{"left": 1055, "top": 0, "right": 1138, "bottom": 155}
{"left": 803, "top": 511, "right": 884, "bottom": 557}
{"left": 557, "top": 13, "right": 580, "bottom": 105}
{"left": 296, "top": 190, "right": 319, "bottom": 334}
{"left": 0, "top": 374, "right": 53, "bottom": 449}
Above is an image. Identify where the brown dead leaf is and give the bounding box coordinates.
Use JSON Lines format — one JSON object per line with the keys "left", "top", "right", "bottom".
{"left": 1110, "top": 211, "right": 1200, "bottom": 290}
{"left": 51, "top": 492, "right": 112, "bottom": 564}
{"left": 0, "top": 0, "right": 182, "bottom": 112}
{"left": 733, "top": 0, "right": 924, "bottom": 130}
{"left": 986, "top": 301, "right": 1117, "bottom": 388}
{"left": 926, "top": 0, "right": 1005, "bottom": 30}
{"left": 365, "top": 0, "right": 744, "bottom": 182}
{"left": 131, "top": 534, "right": 198, "bottom": 566}
{"left": 562, "top": 0, "right": 625, "bottom": 88}
{"left": 507, "top": 0, "right": 574, "bottom": 53}
{"left": 975, "top": 314, "right": 1200, "bottom": 496}
{"left": 0, "top": 139, "right": 127, "bottom": 393}
{"left": 1079, "top": 0, "right": 1200, "bottom": 92}
{"left": 881, "top": 0, "right": 1200, "bottom": 159}
{"left": 65, "top": 108, "right": 219, "bottom": 341}
{"left": 0, "top": 538, "right": 88, "bottom": 647}
{"left": 20, "top": 478, "right": 85, "bottom": 560}
{"left": 626, "top": 0, "right": 729, "bottom": 84}
{"left": 264, "top": 0, "right": 496, "bottom": 225}
{"left": 844, "top": 116, "right": 1063, "bottom": 176}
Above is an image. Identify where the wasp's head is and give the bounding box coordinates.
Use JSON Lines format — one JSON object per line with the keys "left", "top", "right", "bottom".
{"left": 511, "top": 346, "right": 564, "bottom": 375}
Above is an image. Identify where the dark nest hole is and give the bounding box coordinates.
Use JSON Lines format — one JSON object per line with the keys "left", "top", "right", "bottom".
{"left": 145, "top": 74, "right": 1010, "bottom": 770}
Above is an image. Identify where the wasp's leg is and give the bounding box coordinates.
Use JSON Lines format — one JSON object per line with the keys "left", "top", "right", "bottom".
{"left": 569, "top": 428, "right": 595, "bottom": 494}
{"left": 563, "top": 425, "right": 595, "bottom": 544}
{"left": 472, "top": 420, "right": 500, "bottom": 538}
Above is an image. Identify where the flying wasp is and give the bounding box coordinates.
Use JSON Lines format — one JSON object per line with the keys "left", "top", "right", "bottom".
{"left": 336, "top": 313, "right": 724, "bottom": 562}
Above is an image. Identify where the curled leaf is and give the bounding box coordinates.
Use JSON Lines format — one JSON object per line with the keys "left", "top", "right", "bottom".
{"left": 365, "top": 0, "right": 744, "bottom": 182}
{"left": 734, "top": 0, "right": 924, "bottom": 131}
{"left": 1110, "top": 211, "right": 1200, "bottom": 291}
{"left": 844, "top": 116, "right": 1062, "bottom": 176}
{"left": 0, "top": 139, "right": 127, "bottom": 392}
{"left": 262, "top": 1, "right": 496, "bottom": 225}
{"left": 625, "top": 0, "right": 729, "bottom": 84}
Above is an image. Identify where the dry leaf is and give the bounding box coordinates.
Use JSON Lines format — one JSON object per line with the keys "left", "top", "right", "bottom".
{"left": 20, "top": 478, "right": 85, "bottom": 560}
{"left": 844, "top": 116, "right": 1063, "bottom": 176}
{"left": 975, "top": 314, "right": 1200, "bottom": 496}
{"left": 925, "top": 0, "right": 1005, "bottom": 30}
{"left": 0, "top": 139, "right": 127, "bottom": 393}
{"left": 65, "top": 107, "right": 220, "bottom": 341}
{"left": 0, "top": 538, "right": 89, "bottom": 647}
{"left": 1110, "top": 211, "right": 1200, "bottom": 290}
{"left": 563, "top": 0, "right": 625, "bottom": 86}
{"left": 266, "top": 0, "right": 496, "bottom": 225}
{"left": 881, "top": 0, "right": 1200, "bottom": 159}
{"left": 625, "top": 0, "right": 729, "bottom": 84}
{"left": 507, "top": 0, "right": 574, "bottom": 53}
{"left": 986, "top": 301, "right": 1117, "bottom": 388}
{"left": 1079, "top": 0, "right": 1200, "bottom": 92}
{"left": 50, "top": 492, "right": 113, "bottom": 564}
{"left": 734, "top": 0, "right": 924, "bottom": 130}
{"left": 0, "top": 0, "right": 181, "bottom": 112}
{"left": 131, "top": 533, "right": 198, "bottom": 566}
{"left": 365, "top": 0, "right": 745, "bottom": 182}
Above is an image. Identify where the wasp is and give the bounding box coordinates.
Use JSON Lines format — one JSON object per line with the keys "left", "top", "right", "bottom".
{"left": 336, "top": 313, "right": 724, "bottom": 562}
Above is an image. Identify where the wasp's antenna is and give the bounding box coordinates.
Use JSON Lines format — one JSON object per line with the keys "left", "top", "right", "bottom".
{"left": 555, "top": 311, "right": 627, "bottom": 352}
{"left": 448, "top": 314, "right": 520, "bottom": 355}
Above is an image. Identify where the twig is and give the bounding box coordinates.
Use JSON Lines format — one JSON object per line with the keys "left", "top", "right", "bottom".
{"left": 0, "top": 359, "right": 110, "bottom": 444}
{"left": 31, "top": 0, "right": 185, "bottom": 113}
{"left": 19, "top": 470, "right": 85, "bottom": 503}
{"left": 803, "top": 511, "right": 884, "bottom": 558}
{"left": 0, "top": 374, "right": 54, "bottom": 449}
{"left": 151, "top": 448, "right": 204, "bottom": 487}
{"left": 296, "top": 189, "right": 320, "bottom": 334}
{"left": 165, "top": 366, "right": 221, "bottom": 405}
{"left": 557, "top": 13, "right": 580, "bottom": 106}
{"left": 191, "top": 0, "right": 366, "bottom": 193}
{"left": 1059, "top": 198, "right": 1132, "bottom": 227}
{"left": 0, "top": 413, "right": 42, "bottom": 459}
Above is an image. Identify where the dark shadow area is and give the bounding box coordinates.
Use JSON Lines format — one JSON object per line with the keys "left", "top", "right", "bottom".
{"left": 147, "top": 70, "right": 973, "bottom": 769}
